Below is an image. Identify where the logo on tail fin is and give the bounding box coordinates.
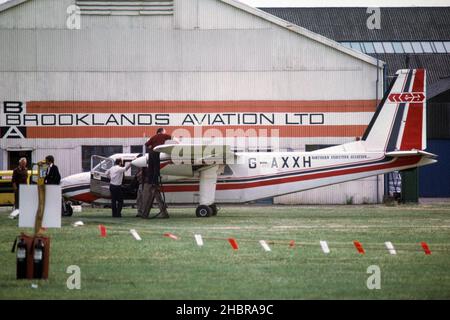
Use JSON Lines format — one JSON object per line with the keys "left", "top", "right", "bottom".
{"left": 362, "top": 69, "right": 426, "bottom": 152}
{"left": 388, "top": 93, "right": 425, "bottom": 103}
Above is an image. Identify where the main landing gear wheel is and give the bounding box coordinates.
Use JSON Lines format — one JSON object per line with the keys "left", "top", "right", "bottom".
{"left": 196, "top": 205, "right": 212, "bottom": 218}
{"left": 62, "top": 201, "right": 73, "bottom": 217}
{"left": 210, "top": 204, "right": 218, "bottom": 216}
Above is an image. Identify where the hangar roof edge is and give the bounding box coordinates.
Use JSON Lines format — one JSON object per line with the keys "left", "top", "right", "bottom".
{"left": 428, "top": 77, "right": 450, "bottom": 99}
{"left": 220, "top": 0, "right": 384, "bottom": 68}
{"left": 0, "top": 0, "right": 28, "bottom": 12}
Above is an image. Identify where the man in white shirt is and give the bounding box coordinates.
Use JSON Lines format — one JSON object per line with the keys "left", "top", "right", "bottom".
{"left": 106, "top": 158, "right": 131, "bottom": 218}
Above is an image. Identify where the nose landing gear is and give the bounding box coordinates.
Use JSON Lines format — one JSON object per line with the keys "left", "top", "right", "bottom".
{"left": 62, "top": 201, "right": 73, "bottom": 217}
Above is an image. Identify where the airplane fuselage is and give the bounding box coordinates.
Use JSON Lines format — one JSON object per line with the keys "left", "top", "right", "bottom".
{"left": 61, "top": 150, "right": 432, "bottom": 205}
{"left": 158, "top": 151, "right": 429, "bottom": 203}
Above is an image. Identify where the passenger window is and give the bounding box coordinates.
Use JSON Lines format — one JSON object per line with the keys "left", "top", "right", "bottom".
{"left": 220, "top": 165, "right": 234, "bottom": 176}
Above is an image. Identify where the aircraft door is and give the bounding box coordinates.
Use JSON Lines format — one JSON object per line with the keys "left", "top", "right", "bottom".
{"left": 90, "top": 155, "right": 113, "bottom": 198}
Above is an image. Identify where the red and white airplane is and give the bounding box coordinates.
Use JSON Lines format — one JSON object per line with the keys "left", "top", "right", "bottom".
{"left": 61, "top": 69, "right": 436, "bottom": 217}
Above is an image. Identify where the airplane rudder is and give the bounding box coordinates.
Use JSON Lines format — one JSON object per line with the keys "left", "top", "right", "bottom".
{"left": 398, "top": 69, "right": 427, "bottom": 151}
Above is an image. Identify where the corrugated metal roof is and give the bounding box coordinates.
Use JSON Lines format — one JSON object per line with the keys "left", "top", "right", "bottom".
{"left": 429, "top": 77, "right": 450, "bottom": 99}
{"left": 261, "top": 7, "right": 450, "bottom": 42}
{"left": 261, "top": 7, "right": 450, "bottom": 86}
{"left": 375, "top": 53, "right": 450, "bottom": 85}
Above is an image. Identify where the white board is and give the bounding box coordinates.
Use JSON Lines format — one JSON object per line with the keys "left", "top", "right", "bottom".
{"left": 18, "top": 185, "right": 61, "bottom": 228}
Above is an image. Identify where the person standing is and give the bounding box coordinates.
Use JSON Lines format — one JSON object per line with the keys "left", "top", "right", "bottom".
{"left": 106, "top": 158, "right": 131, "bottom": 218}
{"left": 144, "top": 127, "right": 173, "bottom": 185}
{"left": 11, "top": 158, "right": 28, "bottom": 209}
{"left": 135, "top": 167, "right": 147, "bottom": 218}
{"left": 141, "top": 128, "right": 174, "bottom": 219}
{"left": 44, "top": 155, "right": 61, "bottom": 185}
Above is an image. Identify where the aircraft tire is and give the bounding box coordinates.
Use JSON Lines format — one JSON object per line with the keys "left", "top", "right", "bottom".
{"left": 62, "top": 201, "right": 73, "bottom": 217}
{"left": 210, "top": 204, "right": 218, "bottom": 216}
{"left": 196, "top": 205, "right": 212, "bottom": 218}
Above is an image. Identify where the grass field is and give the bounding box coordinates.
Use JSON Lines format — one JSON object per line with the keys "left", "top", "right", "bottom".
{"left": 1, "top": 203, "right": 450, "bottom": 299}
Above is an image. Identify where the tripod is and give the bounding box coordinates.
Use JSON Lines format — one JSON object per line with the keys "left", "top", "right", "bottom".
{"left": 143, "top": 150, "right": 169, "bottom": 219}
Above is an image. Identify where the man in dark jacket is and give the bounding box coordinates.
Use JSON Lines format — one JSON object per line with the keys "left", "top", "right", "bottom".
{"left": 11, "top": 157, "right": 28, "bottom": 209}
{"left": 145, "top": 127, "right": 173, "bottom": 185}
{"left": 141, "top": 128, "right": 173, "bottom": 219}
{"left": 44, "top": 155, "right": 61, "bottom": 185}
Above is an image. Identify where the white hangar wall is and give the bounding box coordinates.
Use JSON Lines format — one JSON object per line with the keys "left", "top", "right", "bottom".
{"left": 0, "top": 0, "right": 384, "bottom": 204}
{"left": 0, "top": 1, "right": 379, "bottom": 101}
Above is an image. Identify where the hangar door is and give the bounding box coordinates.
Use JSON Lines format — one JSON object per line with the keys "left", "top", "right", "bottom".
{"left": 419, "top": 139, "right": 450, "bottom": 197}
{"left": 8, "top": 150, "right": 32, "bottom": 170}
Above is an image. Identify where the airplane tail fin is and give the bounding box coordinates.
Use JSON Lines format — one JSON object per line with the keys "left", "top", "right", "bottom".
{"left": 362, "top": 69, "right": 426, "bottom": 152}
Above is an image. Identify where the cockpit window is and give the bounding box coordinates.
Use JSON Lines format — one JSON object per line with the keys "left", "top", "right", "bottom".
{"left": 92, "top": 158, "right": 113, "bottom": 173}
{"left": 91, "top": 155, "right": 136, "bottom": 176}
{"left": 220, "top": 165, "right": 234, "bottom": 176}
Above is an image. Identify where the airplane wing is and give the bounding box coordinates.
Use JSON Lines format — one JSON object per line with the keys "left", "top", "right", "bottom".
{"left": 131, "top": 144, "right": 236, "bottom": 167}
{"left": 154, "top": 143, "right": 236, "bottom": 165}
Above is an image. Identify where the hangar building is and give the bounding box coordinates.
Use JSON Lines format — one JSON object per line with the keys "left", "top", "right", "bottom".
{"left": 1, "top": 0, "right": 385, "bottom": 204}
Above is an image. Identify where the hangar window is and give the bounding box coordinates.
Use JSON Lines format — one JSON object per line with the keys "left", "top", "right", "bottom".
{"left": 444, "top": 42, "right": 450, "bottom": 52}
{"left": 82, "top": 145, "right": 123, "bottom": 172}
{"left": 402, "top": 42, "right": 414, "bottom": 53}
{"left": 75, "top": 0, "right": 174, "bottom": 15}
{"left": 421, "top": 42, "right": 433, "bottom": 53}
{"left": 373, "top": 42, "right": 385, "bottom": 54}
{"left": 305, "top": 144, "right": 336, "bottom": 152}
{"left": 130, "top": 145, "right": 145, "bottom": 154}
{"left": 412, "top": 42, "right": 424, "bottom": 53}
{"left": 382, "top": 42, "right": 395, "bottom": 53}
{"left": 433, "top": 42, "right": 446, "bottom": 53}
{"left": 350, "top": 42, "right": 362, "bottom": 51}
{"left": 392, "top": 42, "right": 404, "bottom": 53}
{"left": 341, "top": 41, "right": 449, "bottom": 54}
{"left": 363, "top": 42, "right": 375, "bottom": 53}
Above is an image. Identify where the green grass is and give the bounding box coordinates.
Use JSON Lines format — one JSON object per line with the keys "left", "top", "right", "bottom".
{"left": 1, "top": 204, "right": 450, "bottom": 299}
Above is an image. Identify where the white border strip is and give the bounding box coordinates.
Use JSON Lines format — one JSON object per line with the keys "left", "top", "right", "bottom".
{"left": 385, "top": 241, "right": 397, "bottom": 255}
{"left": 130, "top": 229, "right": 142, "bottom": 241}
{"left": 259, "top": 240, "right": 271, "bottom": 252}
{"left": 194, "top": 234, "right": 204, "bottom": 247}
{"left": 320, "top": 240, "right": 330, "bottom": 254}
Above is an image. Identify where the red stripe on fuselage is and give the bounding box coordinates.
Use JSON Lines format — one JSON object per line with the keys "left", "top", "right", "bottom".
{"left": 161, "top": 156, "right": 421, "bottom": 192}
{"left": 70, "top": 192, "right": 100, "bottom": 203}
{"left": 160, "top": 161, "right": 171, "bottom": 170}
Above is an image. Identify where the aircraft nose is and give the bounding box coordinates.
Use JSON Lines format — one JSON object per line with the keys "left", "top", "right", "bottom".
{"left": 131, "top": 155, "right": 148, "bottom": 167}
{"left": 60, "top": 177, "right": 69, "bottom": 187}
{"left": 60, "top": 177, "right": 71, "bottom": 194}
